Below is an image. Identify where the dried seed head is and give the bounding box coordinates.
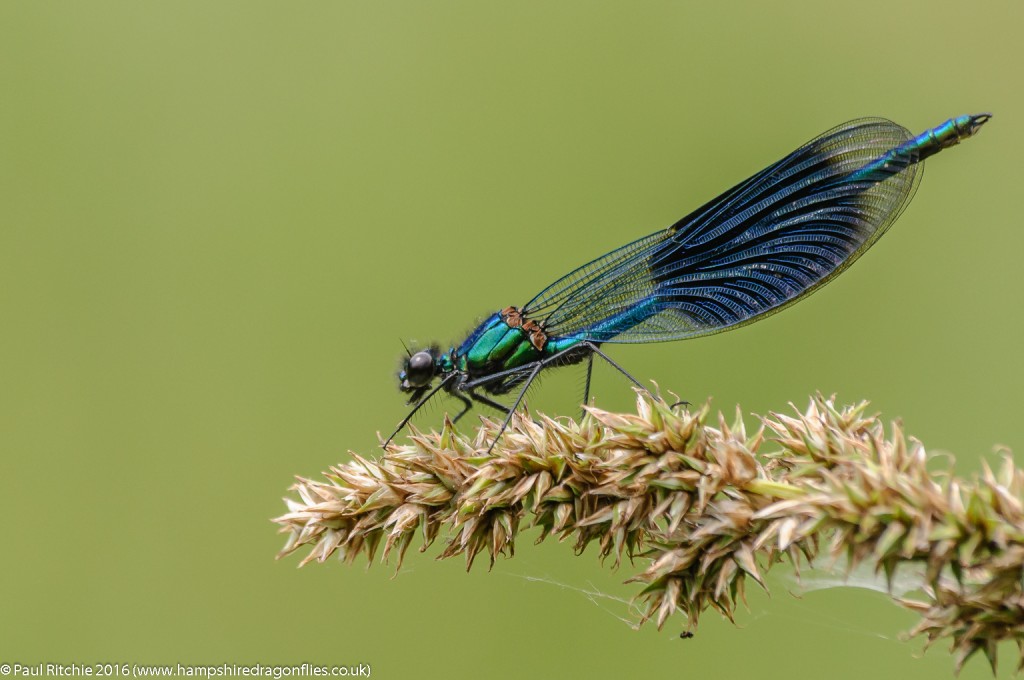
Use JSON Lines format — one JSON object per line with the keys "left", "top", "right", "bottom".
{"left": 273, "top": 392, "right": 1024, "bottom": 674}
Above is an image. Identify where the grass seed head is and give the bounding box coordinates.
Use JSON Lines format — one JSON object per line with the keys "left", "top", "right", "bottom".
{"left": 274, "top": 392, "right": 1024, "bottom": 674}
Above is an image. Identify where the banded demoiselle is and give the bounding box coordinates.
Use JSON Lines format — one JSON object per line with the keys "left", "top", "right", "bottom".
{"left": 388, "top": 114, "right": 990, "bottom": 448}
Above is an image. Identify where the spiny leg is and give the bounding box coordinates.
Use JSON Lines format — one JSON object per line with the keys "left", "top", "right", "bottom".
{"left": 463, "top": 361, "right": 542, "bottom": 391}
{"left": 583, "top": 342, "right": 685, "bottom": 406}
{"left": 581, "top": 352, "right": 594, "bottom": 418}
{"left": 482, "top": 345, "right": 602, "bottom": 450}
{"left": 582, "top": 342, "right": 648, "bottom": 393}
{"left": 467, "top": 343, "right": 648, "bottom": 450}
{"left": 450, "top": 391, "right": 473, "bottom": 423}
{"left": 472, "top": 343, "right": 645, "bottom": 397}
{"left": 486, "top": 362, "right": 542, "bottom": 454}
{"left": 466, "top": 389, "right": 513, "bottom": 415}
{"left": 384, "top": 373, "right": 457, "bottom": 448}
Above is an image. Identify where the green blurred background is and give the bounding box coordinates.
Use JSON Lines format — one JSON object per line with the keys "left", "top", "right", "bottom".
{"left": 1, "top": 1, "right": 1021, "bottom": 677}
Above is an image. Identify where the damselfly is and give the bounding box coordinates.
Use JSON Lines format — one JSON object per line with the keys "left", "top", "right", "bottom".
{"left": 388, "top": 114, "right": 990, "bottom": 448}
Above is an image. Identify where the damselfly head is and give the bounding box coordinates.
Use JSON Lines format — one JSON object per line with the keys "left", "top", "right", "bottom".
{"left": 398, "top": 345, "right": 441, "bottom": 402}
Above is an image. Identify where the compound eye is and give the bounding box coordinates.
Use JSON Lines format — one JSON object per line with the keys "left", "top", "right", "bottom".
{"left": 405, "top": 351, "right": 434, "bottom": 387}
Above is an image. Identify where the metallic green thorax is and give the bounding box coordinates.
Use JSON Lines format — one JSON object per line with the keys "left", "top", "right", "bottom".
{"left": 444, "top": 308, "right": 584, "bottom": 381}
{"left": 460, "top": 314, "right": 541, "bottom": 371}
